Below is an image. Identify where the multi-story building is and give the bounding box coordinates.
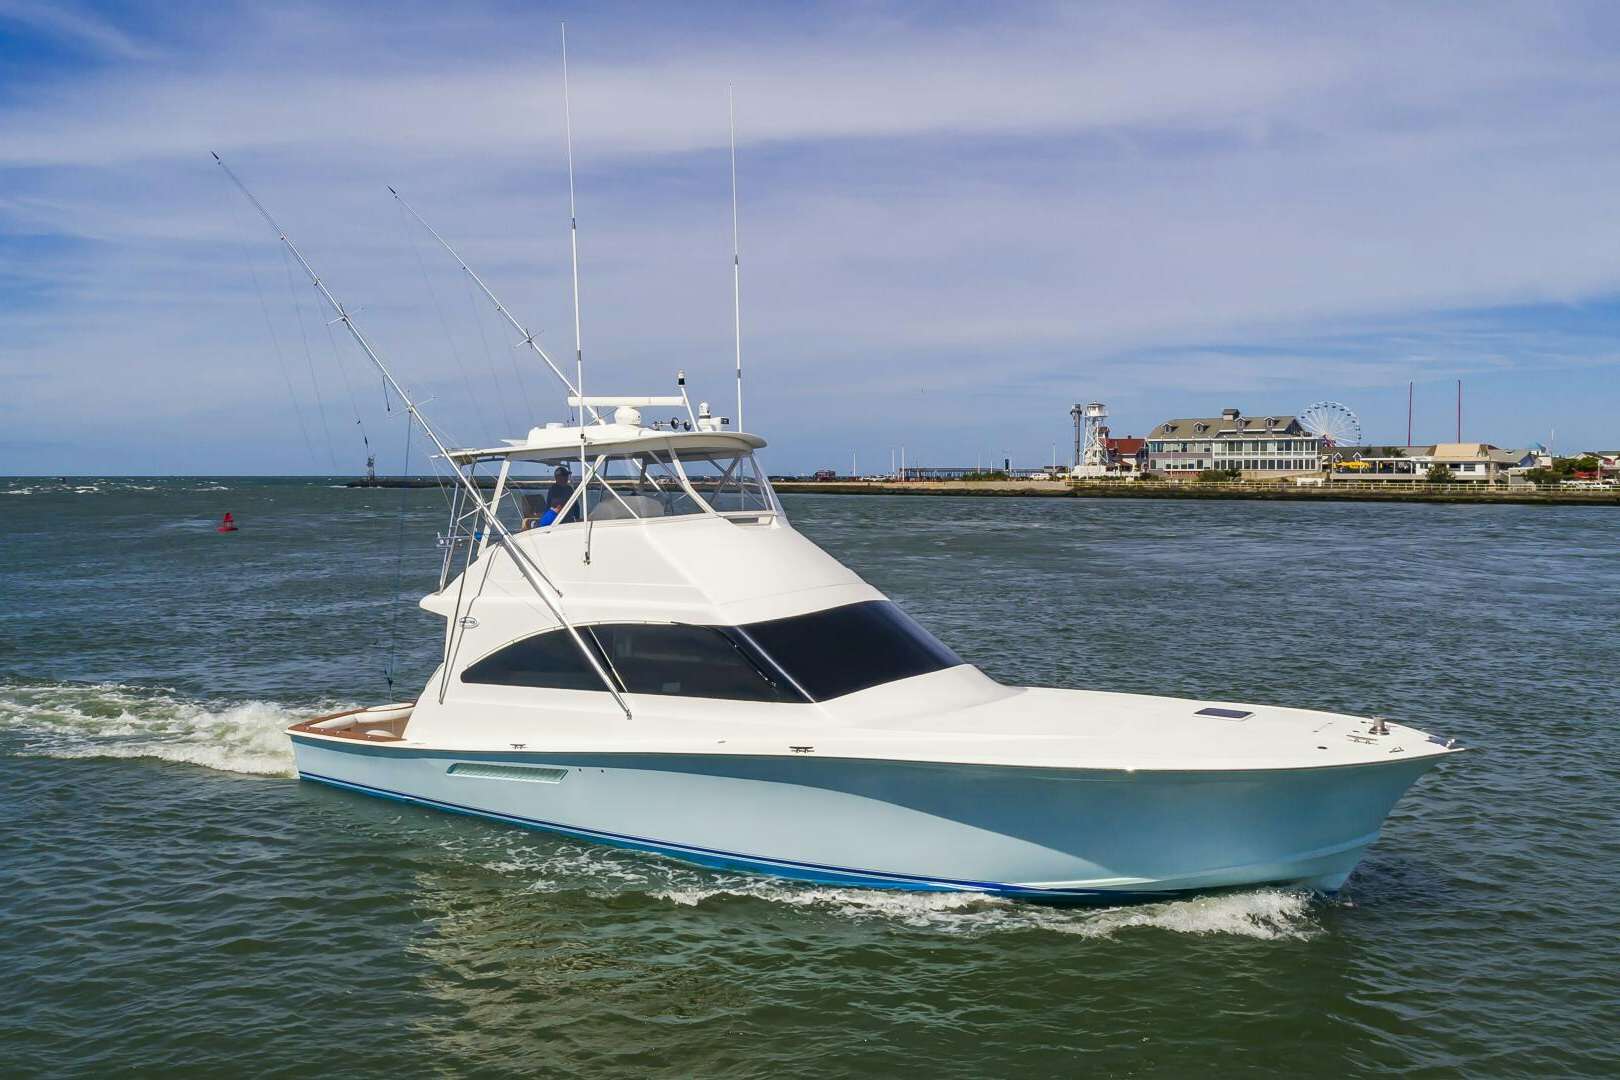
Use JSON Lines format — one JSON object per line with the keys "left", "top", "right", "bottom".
{"left": 1145, "top": 408, "right": 1322, "bottom": 476}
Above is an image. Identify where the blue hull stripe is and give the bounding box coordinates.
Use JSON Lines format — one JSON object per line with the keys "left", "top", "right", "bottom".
{"left": 298, "top": 770, "right": 1166, "bottom": 900}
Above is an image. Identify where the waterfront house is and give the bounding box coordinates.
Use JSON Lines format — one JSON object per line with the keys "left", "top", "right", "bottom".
{"left": 1427, "top": 442, "right": 1523, "bottom": 483}
{"left": 1327, "top": 445, "right": 1426, "bottom": 479}
{"left": 1145, "top": 408, "right": 1321, "bottom": 477}
{"left": 1579, "top": 450, "right": 1620, "bottom": 478}
{"left": 1103, "top": 435, "right": 1147, "bottom": 473}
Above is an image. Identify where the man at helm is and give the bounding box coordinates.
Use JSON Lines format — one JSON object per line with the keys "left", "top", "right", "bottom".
{"left": 545, "top": 465, "right": 579, "bottom": 523}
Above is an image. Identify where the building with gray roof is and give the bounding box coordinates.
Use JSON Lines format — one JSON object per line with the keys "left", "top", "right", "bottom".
{"left": 1145, "top": 408, "right": 1321, "bottom": 477}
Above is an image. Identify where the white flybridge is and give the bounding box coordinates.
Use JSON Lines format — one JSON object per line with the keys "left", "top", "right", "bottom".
{"left": 220, "top": 89, "right": 1460, "bottom": 901}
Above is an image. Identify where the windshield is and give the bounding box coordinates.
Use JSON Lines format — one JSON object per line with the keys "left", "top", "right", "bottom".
{"left": 493, "top": 448, "right": 777, "bottom": 531}
{"left": 456, "top": 601, "right": 964, "bottom": 703}
{"left": 738, "top": 601, "right": 964, "bottom": 701}
{"left": 676, "top": 450, "right": 777, "bottom": 514}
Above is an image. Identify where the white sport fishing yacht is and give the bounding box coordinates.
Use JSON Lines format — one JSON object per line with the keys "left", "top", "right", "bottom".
{"left": 216, "top": 138, "right": 1462, "bottom": 901}
{"left": 282, "top": 398, "right": 1463, "bottom": 899}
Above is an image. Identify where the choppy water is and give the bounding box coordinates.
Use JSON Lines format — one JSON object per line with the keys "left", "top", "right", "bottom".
{"left": 2, "top": 477, "right": 1617, "bottom": 1077}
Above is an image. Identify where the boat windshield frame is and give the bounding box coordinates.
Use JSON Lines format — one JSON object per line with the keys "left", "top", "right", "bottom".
{"left": 451, "top": 445, "right": 780, "bottom": 556}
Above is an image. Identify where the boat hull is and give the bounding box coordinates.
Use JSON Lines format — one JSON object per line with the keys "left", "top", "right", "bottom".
{"left": 290, "top": 736, "right": 1441, "bottom": 899}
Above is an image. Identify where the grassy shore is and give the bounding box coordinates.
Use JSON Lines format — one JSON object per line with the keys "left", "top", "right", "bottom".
{"left": 774, "top": 479, "right": 1620, "bottom": 506}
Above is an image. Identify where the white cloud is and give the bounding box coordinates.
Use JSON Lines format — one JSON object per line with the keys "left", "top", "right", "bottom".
{"left": 3, "top": 1, "right": 1620, "bottom": 471}
{"left": 0, "top": 0, "right": 156, "bottom": 60}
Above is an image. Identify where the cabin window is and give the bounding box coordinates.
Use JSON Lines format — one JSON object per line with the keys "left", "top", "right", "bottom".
{"left": 738, "top": 600, "right": 964, "bottom": 701}
{"left": 460, "top": 629, "right": 607, "bottom": 691}
{"left": 588, "top": 623, "right": 802, "bottom": 702}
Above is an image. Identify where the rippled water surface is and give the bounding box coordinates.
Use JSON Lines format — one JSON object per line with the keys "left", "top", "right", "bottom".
{"left": 3, "top": 477, "right": 1617, "bottom": 1076}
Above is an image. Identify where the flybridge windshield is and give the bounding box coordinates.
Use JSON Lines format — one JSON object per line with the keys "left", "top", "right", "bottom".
{"left": 460, "top": 601, "right": 965, "bottom": 703}
{"left": 493, "top": 449, "right": 777, "bottom": 531}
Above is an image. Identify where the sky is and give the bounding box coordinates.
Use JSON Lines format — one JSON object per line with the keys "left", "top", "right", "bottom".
{"left": 4, "top": 0, "right": 1620, "bottom": 475}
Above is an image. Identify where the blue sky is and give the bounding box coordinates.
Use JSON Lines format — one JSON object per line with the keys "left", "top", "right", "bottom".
{"left": 3, "top": 1, "right": 1620, "bottom": 474}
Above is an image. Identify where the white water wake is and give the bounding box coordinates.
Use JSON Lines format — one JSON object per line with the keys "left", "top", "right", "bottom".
{"left": 650, "top": 877, "right": 1318, "bottom": 940}
{"left": 0, "top": 680, "right": 318, "bottom": 777}
{"left": 464, "top": 836, "right": 1321, "bottom": 941}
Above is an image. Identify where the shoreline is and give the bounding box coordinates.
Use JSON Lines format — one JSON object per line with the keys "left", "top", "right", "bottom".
{"left": 771, "top": 479, "right": 1620, "bottom": 506}
{"left": 338, "top": 474, "right": 1619, "bottom": 506}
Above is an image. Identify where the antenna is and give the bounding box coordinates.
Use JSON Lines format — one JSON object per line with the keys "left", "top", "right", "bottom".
{"left": 561, "top": 22, "right": 590, "bottom": 538}
{"left": 562, "top": 24, "right": 585, "bottom": 431}
{"left": 729, "top": 83, "right": 744, "bottom": 432}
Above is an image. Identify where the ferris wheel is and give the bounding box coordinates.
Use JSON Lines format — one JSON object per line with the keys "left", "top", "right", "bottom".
{"left": 1298, "top": 401, "right": 1362, "bottom": 447}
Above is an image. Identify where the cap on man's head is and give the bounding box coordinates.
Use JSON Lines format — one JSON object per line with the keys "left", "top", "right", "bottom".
{"left": 554, "top": 466, "right": 570, "bottom": 479}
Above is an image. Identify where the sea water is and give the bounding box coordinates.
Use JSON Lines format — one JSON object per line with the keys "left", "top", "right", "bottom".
{"left": 2, "top": 478, "right": 1616, "bottom": 1076}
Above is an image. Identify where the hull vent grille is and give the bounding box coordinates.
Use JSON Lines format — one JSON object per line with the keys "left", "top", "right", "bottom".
{"left": 447, "top": 762, "right": 568, "bottom": 784}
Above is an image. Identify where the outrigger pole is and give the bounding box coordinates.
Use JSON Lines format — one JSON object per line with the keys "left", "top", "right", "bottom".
{"left": 388, "top": 188, "right": 603, "bottom": 425}
{"left": 213, "top": 152, "right": 632, "bottom": 720}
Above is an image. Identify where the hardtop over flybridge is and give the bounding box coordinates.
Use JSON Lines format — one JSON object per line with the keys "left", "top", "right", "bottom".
{"left": 217, "top": 40, "right": 1461, "bottom": 899}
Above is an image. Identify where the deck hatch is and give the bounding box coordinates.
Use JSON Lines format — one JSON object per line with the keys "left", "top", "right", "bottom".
{"left": 447, "top": 762, "right": 568, "bottom": 784}
{"left": 1195, "top": 707, "right": 1253, "bottom": 720}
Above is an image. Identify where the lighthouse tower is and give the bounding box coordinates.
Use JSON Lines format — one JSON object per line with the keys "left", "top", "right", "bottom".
{"left": 1071, "top": 402, "right": 1111, "bottom": 477}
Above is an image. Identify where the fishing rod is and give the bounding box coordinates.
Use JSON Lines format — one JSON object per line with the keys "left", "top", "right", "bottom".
{"left": 213, "top": 152, "right": 632, "bottom": 719}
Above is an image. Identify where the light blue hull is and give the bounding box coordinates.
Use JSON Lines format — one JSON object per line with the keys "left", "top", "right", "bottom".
{"left": 290, "top": 736, "right": 1440, "bottom": 900}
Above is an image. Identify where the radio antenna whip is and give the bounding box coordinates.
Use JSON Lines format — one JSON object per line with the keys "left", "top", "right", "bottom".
{"left": 729, "top": 83, "right": 744, "bottom": 432}
{"left": 561, "top": 22, "right": 591, "bottom": 539}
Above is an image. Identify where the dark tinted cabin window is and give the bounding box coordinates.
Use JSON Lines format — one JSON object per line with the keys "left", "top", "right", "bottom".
{"left": 739, "top": 600, "right": 963, "bottom": 701}
{"left": 588, "top": 623, "right": 800, "bottom": 703}
{"left": 461, "top": 629, "right": 604, "bottom": 691}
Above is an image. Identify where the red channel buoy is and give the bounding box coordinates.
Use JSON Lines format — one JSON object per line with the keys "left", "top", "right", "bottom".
{"left": 217, "top": 512, "right": 239, "bottom": 533}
